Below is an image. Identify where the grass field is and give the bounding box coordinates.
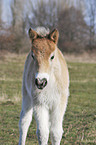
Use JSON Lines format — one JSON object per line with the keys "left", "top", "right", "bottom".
{"left": 0, "top": 53, "right": 96, "bottom": 145}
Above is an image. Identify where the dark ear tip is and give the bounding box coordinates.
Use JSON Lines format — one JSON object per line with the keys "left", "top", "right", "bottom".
{"left": 28, "top": 28, "right": 32, "bottom": 34}
{"left": 54, "top": 28, "right": 58, "bottom": 31}
{"left": 53, "top": 28, "right": 58, "bottom": 32}
{"left": 49, "top": 28, "right": 59, "bottom": 44}
{"left": 50, "top": 29, "right": 59, "bottom": 36}
{"left": 55, "top": 29, "right": 59, "bottom": 35}
{"left": 28, "top": 28, "right": 38, "bottom": 40}
{"left": 50, "top": 28, "right": 58, "bottom": 33}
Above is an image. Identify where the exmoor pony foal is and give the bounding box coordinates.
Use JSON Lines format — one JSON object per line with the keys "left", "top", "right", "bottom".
{"left": 19, "top": 27, "right": 69, "bottom": 145}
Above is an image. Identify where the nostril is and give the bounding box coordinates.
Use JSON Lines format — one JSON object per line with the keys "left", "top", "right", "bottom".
{"left": 35, "top": 78, "right": 40, "bottom": 86}
{"left": 35, "top": 78, "right": 47, "bottom": 89}
{"left": 42, "top": 78, "right": 47, "bottom": 86}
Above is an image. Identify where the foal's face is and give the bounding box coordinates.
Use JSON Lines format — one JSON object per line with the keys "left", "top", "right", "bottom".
{"left": 29, "top": 28, "right": 59, "bottom": 89}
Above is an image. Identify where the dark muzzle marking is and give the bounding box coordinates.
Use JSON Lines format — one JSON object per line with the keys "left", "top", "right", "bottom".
{"left": 35, "top": 78, "right": 47, "bottom": 89}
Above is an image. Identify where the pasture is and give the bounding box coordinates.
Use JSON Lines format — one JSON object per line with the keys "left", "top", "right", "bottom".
{"left": 0, "top": 53, "right": 96, "bottom": 145}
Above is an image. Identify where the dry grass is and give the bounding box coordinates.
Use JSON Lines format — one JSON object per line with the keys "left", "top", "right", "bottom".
{"left": 0, "top": 93, "right": 21, "bottom": 103}
{"left": 0, "top": 50, "right": 96, "bottom": 63}
{"left": 64, "top": 51, "right": 96, "bottom": 63}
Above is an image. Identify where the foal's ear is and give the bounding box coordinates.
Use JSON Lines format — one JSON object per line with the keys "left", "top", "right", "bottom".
{"left": 49, "top": 29, "right": 59, "bottom": 44}
{"left": 28, "top": 28, "right": 38, "bottom": 41}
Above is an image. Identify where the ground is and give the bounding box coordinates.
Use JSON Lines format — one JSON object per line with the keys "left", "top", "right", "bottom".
{"left": 0, "top": 52, "right": 96, "bottom": 145}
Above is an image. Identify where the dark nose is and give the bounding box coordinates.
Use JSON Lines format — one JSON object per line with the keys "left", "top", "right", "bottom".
{"left": 35, "top": 78, "right": 47, "bottom": 89}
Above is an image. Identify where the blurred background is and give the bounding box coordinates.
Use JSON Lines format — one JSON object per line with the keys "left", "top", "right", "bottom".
{"left": 0, "top": 1, "right": 96, "bottom": 144}
{"left": 0, "top": 0, "right": 96, "bottom": 54}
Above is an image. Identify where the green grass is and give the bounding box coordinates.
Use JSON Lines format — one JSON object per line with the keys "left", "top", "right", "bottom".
{"left": 0, "top": 54, "right": 96, "bottom": 145}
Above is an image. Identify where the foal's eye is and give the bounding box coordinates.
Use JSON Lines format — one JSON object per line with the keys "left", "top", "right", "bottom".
{"left": 50, "top": 55, "right": 54, "bottom": 60}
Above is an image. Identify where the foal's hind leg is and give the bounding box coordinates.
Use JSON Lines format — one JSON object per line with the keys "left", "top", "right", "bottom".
{"left": 19, "top": 96, "right": 33, "bottom": 145}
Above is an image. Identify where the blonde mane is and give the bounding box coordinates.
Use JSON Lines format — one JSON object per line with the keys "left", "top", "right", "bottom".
{"left": 35, "top": 27, "right": 50, "bottom": 36}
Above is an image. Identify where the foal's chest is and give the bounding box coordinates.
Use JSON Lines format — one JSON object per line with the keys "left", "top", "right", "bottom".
{"left": 33, "top": 81, "right": 61, "bottom": 109}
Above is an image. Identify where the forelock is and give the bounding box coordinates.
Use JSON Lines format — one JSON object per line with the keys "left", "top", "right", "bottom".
{"left": 35, "top": 27, "right": 50, "bottom": 37}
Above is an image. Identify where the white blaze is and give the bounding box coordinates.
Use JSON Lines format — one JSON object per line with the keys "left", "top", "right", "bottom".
{"left": 35, "top": 73, "right": 49, "bottom": 82}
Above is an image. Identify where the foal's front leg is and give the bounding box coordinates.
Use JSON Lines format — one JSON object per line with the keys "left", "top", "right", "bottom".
{"left": 19, "top": 95, "right": 33, "bottom": 145}
{"left": 34, "top": 106, "right": 49, "bottom": 145}
{"left": 50, "top": 103, "right": 67, "bottom": 145}
{"left": 50, "top": 114, "right": 63, "bottom": 145}
{"left": 19, "top": 108, "right": 33, "bottom": 145}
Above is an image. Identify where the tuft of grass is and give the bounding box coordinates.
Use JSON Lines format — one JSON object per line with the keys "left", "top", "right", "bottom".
{"left": 0, "top": 53, "right": 96, "bottom": 145}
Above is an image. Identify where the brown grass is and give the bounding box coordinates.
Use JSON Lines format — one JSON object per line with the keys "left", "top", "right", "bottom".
{"left": 64, "top": 51, "right": 96, "bottom": 63}
{"left": 0, "top": 50, "right": 96, "bottom": 63}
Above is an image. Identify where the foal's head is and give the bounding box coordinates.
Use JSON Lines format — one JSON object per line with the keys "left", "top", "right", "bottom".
{"left": 29, "top": 28, "right": 59, "bottom": 89}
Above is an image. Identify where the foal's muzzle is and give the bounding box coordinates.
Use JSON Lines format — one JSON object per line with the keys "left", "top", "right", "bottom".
{"left": 35, "top": 78, "right": 47, "bottom": 89}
